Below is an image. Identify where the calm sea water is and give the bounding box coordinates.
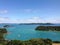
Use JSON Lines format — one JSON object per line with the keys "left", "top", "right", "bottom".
{"left": 0, "top": 23, "right": 60, "bottom": 41}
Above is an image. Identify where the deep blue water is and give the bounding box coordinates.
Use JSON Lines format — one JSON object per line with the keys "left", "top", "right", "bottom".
{"left": 0, "top": 23, "right": 60, "bottom": 41}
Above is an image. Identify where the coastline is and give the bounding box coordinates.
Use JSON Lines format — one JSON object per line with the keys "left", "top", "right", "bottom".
{"left": 36, "top": 30, "right": 60, "bottom": 32}
{"left": 35, "top": 26, "right": 60, "bottom": 31}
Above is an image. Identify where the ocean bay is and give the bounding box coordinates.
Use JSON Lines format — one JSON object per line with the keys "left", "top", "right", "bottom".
{"left": 0, "top": 24, "right": 59, "bottom": 41}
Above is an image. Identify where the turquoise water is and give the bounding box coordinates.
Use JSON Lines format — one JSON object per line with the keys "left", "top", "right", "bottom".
{"left": 0, "top": 24, "right": 60, "bottom": 41}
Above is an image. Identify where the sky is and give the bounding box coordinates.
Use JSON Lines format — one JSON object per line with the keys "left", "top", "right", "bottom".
{"left": 0, "top": 0, "right": 60, "bottom": 23}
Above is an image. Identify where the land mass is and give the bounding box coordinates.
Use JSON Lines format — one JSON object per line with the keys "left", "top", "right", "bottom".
{"left": 19, "top": 23, "right": 54, "bottom": 25}
{"left": 35, "top": 26, "right": 60, "bottom": 31}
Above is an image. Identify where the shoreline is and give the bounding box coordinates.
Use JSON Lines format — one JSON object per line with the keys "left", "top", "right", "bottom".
{"left": 36, "top": 30, "right": 60, "bottom": 32}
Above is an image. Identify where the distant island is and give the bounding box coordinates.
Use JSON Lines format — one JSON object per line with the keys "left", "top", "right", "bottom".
{"left": 3, "top": 25, "right": 10, "bottom": 28}
{"left": 19, "top": 23, "right": 54, "bottom": 25}
{"left": 3, "top": 25, "right": 14, "bottom": 28}
{"left": 35, "top": 26, "right": 60, "bottom": 31}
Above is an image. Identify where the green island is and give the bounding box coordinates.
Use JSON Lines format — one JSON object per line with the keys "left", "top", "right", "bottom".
{"left": 0, "top": 28, "right": 60, "bottom": 45}
{"left": 35, "top": 26, "right": 60, "bottom": 31}
{"left": 19, "top": 23, "right": 54, "bottom": 25}
{"left": 3, "top": 25, "right": 12, "bottom": 28}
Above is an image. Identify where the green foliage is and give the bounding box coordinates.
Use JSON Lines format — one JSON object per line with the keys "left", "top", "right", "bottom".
{"left": 0, "top": 39, "right": 52, "bottom": 45}
{"left": 6, "top": 40, "right": 21, "bottom": 45}
{"left": 35, "top": 26, "right": 60, "bottom": 31}
{"left": 0, "top": 28, "right": 7, "bottom": 41}
{"left": 0, "top": 28, "right": 7, "bottom": 33}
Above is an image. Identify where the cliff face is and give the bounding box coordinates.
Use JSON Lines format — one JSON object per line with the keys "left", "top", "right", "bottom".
{"left": 35, "top": 26, "right": 60, "bottom": 31}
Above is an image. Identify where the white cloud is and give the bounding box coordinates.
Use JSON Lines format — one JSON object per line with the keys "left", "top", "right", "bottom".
{"left": 16, "top": 17, "right": 46, "bottom": 23}
{"left": 0, "top": 10, "right": 8, "bottom": 14}
{"left": 0, "top": 17, "right": 45, "bottom": 23}
{"left": 0, "top": 17, "right": 16, "bottom": 23}
{"left": 0, "top": 17, "right": 60, "bottom": 23}
{"left": 15, "top": 17, "right": 60, "bottom": 23}
{"left": 45, "top": 17, "right": 60, "bottom": 23}
{"left": 46, "top": 19, "right": 60, "bottom": 23}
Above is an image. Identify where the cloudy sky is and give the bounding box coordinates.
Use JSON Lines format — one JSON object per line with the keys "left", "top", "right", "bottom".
{"left": 0, "top": 0, "right": 60, "bottom": 23}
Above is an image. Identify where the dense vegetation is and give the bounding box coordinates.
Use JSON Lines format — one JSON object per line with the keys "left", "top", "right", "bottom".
{"left": 35, "top": 26, "right": 60, "bottom": 31}
{"left": 0, "top": 28, "right": 7, "bottom": 33}
{"left": 0, "top": 39, "right": 52, "bottom": 45}
{"left": 53, "top": 41, "right": 60, "bottom": 43}
{"left": 0, "top": 28, "right": 7, "bottom": 41}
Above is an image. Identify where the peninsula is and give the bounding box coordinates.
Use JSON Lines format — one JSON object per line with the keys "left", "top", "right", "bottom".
{"left": 35, "top": 26, "right": 60, "bottom": 31}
